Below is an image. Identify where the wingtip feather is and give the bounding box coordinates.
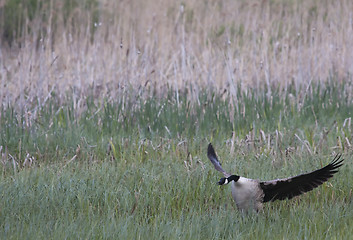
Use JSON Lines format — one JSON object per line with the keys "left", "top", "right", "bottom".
{"left": 329, "top": 153, "right": 344, "bottom": 170}
{"left": 207, "top": 143, "right": 216, "bottom": 158}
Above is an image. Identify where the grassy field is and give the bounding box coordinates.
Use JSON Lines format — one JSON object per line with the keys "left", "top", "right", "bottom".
{"left": 1, "top": 0, "right": 353, "bottom": 239}
{"left": 1, "top": 84, "right": 353, "bottom": 239}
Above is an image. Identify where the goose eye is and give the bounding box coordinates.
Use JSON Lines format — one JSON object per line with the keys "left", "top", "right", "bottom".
{"left": 218, "top": 178, "right": 228, "bottom": 185}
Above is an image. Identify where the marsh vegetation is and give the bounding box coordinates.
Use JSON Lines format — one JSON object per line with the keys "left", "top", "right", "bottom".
{"left": 1, "top": 0, "right": 352, "bottom": 239}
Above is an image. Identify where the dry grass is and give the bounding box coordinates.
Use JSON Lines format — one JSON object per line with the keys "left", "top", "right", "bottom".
{"left": 1, "top": 0, "right": 353, "bottom": 109}
{"left": 1, "top": 2, "right": 353, "bottom": 238}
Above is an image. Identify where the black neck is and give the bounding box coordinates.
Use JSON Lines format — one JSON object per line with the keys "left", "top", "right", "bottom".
{"left": 228, "top": 175, "right": 240, "bottom": 182}
{"left": 218, "top": 175, "right": 240, "bottom": 185}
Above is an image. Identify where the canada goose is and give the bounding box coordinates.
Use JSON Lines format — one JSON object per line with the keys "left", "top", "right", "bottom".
{"left": 207, "top": 143, "right": 344, "bottom": 212}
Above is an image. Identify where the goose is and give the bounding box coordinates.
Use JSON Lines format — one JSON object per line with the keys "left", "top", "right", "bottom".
{"left": 207, "top": 143, "right": 344, "bottom": 212}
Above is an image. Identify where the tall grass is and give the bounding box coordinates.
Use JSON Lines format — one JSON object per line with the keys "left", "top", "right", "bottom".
{"left": 1, "top": 82, "right": 352, "bottom": 170}
{"left": 1, "top": 0, "right": 353, "bottom": 110}
{"left": 1, "top": 159, "right": 351, "bottom": 239}
{"left": 0, "top": 88, "right": 352, "bottom": 238}
{"left": 1, "top": 0, "right": 353, "bottom": 239}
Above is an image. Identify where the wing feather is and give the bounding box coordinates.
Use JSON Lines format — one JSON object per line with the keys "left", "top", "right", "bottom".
{"left": 260, "top": 154, "right": 344, "bottom": 202}
{"left": 207, "top": 143, "right": 231, "bottom": 177}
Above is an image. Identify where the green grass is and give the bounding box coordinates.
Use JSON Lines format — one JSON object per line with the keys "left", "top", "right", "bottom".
{"left": 1, "top": 154, "right": 352, "bottom": 239}
{"left": 0, "top": 82, "right": 352, "bottom": 239}
{"left": 1, "top": 1, "right": 353, "bottom": 238}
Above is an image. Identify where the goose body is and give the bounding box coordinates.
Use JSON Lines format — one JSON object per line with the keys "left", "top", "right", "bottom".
{"left": 207, "top": 143, "right": 344, "bottom": 212}
{"left": 231, "top": 177, "right": 264, "bottom": 211}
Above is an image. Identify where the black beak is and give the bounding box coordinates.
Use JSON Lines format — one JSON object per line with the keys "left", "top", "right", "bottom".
{"left": 218, "top": 177, "right": 226, "bottom": 185}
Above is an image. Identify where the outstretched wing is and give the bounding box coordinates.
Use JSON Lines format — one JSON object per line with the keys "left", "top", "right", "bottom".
{"left": 207, "top": 143, "right": 231, "bottom": 177}
{"left": 260, "top": 154, "right": 344, "bottom": 202}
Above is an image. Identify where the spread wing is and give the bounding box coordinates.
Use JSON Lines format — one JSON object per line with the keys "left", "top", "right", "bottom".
{"left": 207, "top": 143, "right": 231, "bottom": 177}
{"left": 260, "top": 154, "right": 344, "bottom": 202}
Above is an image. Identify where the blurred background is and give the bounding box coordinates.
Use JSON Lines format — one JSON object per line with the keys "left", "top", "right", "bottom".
{"left": 1, "top": 0, "right": 353, "bottom": 109}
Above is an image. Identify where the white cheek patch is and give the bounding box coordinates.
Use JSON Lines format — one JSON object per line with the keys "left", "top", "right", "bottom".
{"left": 224, "top": 179, "right": 229, "bottom": 184}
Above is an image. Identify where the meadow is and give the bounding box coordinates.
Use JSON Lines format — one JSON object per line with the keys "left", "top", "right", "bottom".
{"left": 1, "top": 0, "right": 353, "bottom": 239}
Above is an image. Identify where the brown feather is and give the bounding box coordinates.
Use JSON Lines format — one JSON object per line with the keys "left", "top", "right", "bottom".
{"left": 260, "top": 154, "right": 344, "bottom": 202}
